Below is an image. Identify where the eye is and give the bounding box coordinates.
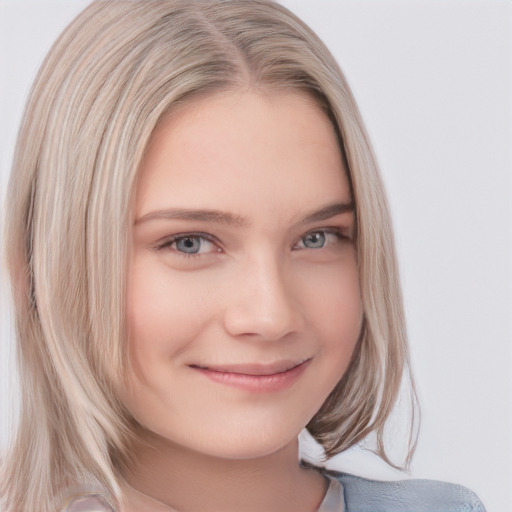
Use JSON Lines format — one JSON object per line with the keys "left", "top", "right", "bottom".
{"left": 294, "top": 229, "right": 347, "bottom": 250}
{"left": 156, "top": 233, "right": 219, "bottom": 255}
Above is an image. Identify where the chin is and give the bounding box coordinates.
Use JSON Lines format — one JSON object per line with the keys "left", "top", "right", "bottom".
{"left": 198, "top": 433, "right": 299, "bottom": 461}
{"left": 153, "top": 419, "right": 303, "bottom": 462}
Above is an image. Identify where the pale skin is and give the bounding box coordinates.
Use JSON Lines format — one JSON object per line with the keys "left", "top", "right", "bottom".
{"left": 119, "top": 89, "right": 362, "bottom": 512}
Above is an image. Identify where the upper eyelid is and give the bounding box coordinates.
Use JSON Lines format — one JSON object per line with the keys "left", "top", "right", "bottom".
{"left": 154, "top": 232, "right": 218, "bottom": 249}
{"left": 300, "top": 226, "right": 350, "bottom": 238}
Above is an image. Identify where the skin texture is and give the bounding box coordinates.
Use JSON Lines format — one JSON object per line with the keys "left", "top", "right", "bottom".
{"left": 120, "top": 90, "right": 362, "bottom": 512}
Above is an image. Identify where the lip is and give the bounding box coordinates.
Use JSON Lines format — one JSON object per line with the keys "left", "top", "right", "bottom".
{"left": 189, "top": 358, "right": 312, "bottom": 393}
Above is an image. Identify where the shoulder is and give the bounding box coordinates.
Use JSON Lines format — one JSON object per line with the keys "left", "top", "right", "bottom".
{"left": 326, "top": 470, "right": 486, "bottom": 512}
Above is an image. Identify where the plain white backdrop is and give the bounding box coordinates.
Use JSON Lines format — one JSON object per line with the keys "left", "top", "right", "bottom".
{"left": 0, "top": 1, "right": 510, "bottom": 511}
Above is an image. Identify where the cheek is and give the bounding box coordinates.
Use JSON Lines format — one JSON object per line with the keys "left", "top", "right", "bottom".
{"left": 299, "top": 257, "right": 363, "bottom": 374}
{"left": 125, "top": 259, "right": 214, "bottom": 379}
{"left": 300, "top": 255, "right": 362, "bottom": 329}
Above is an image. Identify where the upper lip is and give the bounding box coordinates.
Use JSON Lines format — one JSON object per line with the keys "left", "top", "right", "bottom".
{"left": 189, "top": 358, "right": 311, "bottom": 376}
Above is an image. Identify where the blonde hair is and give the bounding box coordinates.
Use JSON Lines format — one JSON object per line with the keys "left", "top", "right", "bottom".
{"left": 1, "top": 1, "right": 417, "bottom": 510}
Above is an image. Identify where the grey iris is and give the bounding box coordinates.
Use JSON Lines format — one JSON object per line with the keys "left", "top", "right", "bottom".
{"left": 303, "top": 231, "right": 325, "bottom": 248}
{"left": 177, "top": 236, "right": 202, "bottom": 254}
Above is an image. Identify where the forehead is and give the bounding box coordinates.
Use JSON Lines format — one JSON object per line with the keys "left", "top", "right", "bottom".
{"left": 135, "top": 90, "right": 350, "bottom": 223}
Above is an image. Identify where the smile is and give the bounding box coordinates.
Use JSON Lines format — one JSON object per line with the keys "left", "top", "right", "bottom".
{"left": 189, "top": 358, "right": 312, "bottom": 393}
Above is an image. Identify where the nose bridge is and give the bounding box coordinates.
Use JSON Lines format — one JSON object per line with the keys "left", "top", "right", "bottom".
{"left": 223, "top": 251, "right": 301, "bottom": 340}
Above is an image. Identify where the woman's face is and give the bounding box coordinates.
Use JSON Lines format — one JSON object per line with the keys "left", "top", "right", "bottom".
{"left": 123, "top": 90, "right": 362, "bottom": 459}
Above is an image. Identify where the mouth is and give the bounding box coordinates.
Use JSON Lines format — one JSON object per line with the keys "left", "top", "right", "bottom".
{"left": 189, "top": 358, "right": 312, "bottom": 393}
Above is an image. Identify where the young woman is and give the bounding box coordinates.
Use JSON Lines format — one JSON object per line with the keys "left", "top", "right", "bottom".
{"left": 1, "top": 1, "right": 486, "bottom": 511}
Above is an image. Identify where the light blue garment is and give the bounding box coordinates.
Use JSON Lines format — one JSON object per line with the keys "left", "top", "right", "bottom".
{"left": 331, "top": 471, "right": 486, "bottom": 512}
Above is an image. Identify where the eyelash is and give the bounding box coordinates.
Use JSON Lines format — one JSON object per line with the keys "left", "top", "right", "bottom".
{"left": 154, "top": 228, "right": 350, "bottom": 257}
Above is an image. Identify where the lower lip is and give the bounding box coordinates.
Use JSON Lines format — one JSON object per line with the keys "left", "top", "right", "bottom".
{"left": 192, "top": 360, "right": 311, "bottom": 393}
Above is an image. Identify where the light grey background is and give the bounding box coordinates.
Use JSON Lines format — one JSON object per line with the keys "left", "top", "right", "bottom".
{"left": 1, "top": 1, "right": 511, "bottom": 511}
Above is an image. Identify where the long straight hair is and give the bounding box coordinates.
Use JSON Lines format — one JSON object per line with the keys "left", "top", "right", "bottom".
{"left": 2, "top": 1, "right": 417, "bottom": 510}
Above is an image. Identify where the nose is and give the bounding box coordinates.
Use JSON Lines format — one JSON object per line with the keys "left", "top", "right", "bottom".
{"left": 223, "top": 255, "right": 304, "bottom": 341}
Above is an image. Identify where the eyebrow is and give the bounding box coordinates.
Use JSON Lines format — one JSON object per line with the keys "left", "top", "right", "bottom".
{"left": 299, "top": 202, "right": 354, "bottom": 224}
{"left": 134, "top": 201, "right": 354, "bottom": 227}
{"left": 135, "top": 208, "right": 249, "bottom": 226}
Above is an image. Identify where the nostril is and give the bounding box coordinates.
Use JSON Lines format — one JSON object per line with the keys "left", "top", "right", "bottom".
{"left": 223, "top": 296, "right": 302, "bottom": 341}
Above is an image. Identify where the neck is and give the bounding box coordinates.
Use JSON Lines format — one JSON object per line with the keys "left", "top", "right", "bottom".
{"left": 121, "top": 430, "right": 326, "bottom": 512}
